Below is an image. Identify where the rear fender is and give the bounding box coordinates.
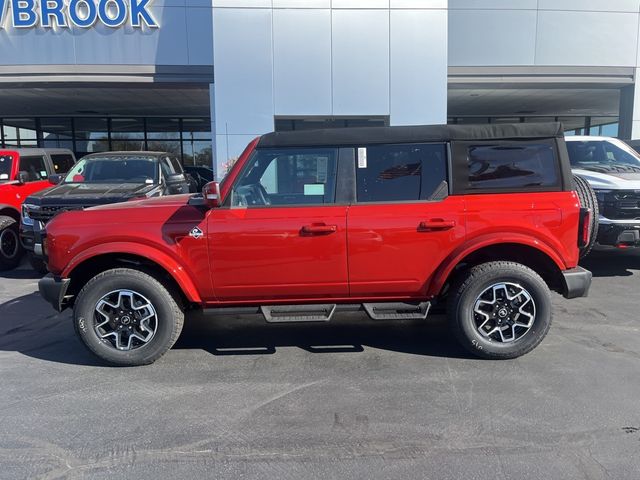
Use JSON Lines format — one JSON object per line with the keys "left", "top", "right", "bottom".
{"left": 62, "top": 242, "right": 202, "bottom": 303}
{"left": 427, "top": 234, "right": 567, "bottom": 297}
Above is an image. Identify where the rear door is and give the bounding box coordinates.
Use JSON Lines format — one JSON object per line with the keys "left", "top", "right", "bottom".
{"left": 347, "top": 143, "right": 466, "bottom": 297}
{"left": 208, "top": 146, "right": 349, "bottom": 301}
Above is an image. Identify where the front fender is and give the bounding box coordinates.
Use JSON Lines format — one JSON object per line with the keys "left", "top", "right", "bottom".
{"left": 426, "top": 233, "right": 567, "bottom": 297}
{"left": 61, "top": 242, "right": 203, "bottom": 304}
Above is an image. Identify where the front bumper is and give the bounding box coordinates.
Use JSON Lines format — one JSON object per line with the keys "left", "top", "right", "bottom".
{"left": 597, "top": 221, "right": 640, "bottom": 247}
{"left": 20, "top": 220, "right": 46, "bottom": 258}
{"left": 562, "top": 267, "right": 592, "bottom": 299}
{"left": 38, "top": 274, "right": 71, "bottom": 312}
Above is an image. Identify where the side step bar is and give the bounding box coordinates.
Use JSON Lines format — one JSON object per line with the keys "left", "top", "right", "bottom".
{"left": 261, "top": 304, "right": 337, "bottom": 323}
{"left": 203, "top": 301, "right": 432, "bottom": 323}
{"left": 362, "top": 302, "right": 431, "bottom": 320}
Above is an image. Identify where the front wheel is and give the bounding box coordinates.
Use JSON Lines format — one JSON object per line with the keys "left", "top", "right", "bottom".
{"left": 73, "top": 268, "right": 184, "bottom": 366}
{"left": 0, "top": 215, "right": 23, "bottom": 271}
{"left": 447, "top": 261, "right": 552, "bottom": 359}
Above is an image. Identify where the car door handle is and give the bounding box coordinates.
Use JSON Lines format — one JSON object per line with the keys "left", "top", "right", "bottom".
{"left": 301, "top": 224, "right": 337, "bottom": 235}
{"left": 418, "top": 219, "right": 456, "bottom": 232}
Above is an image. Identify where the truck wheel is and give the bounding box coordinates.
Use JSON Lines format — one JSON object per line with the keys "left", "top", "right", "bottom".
{"left": 573, "top": 174, "right": 599, "bottom": 258}
{"left": 0, "top": 215, "right": 23, "bottom": 271}
{"left": 447, "top": 261, "right": 552, "bottom": 359}
{"left": 28, "top": 252, "right": 49, "bottom": 275}
{"left": 73, "top": 268, "right": 184, "bottom": 366}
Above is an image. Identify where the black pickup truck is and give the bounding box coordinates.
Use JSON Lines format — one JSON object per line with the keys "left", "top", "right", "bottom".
{"left": 20, "top": 151, "right": 197, "bottom": 272}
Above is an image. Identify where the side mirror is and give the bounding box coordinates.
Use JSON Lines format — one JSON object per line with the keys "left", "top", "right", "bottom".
{"left": 166, "top": 173, "right": 186, "bottom": 184}
{"left": 16, "top": 171, "right": 29, "bottom": 185}
{"left": 203, "top": 181, "right": 221, "bottom": 208}
{"left": 49, "top": 174, "right": 63, "bottom": 185}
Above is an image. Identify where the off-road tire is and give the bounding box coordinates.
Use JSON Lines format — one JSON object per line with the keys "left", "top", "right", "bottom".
{"left": 573, "top": 174, "right": 599, "bottom": 258}
{"left": 28, "top": 252, "right": 48, "bottom": 275}
{"left": 73, "top": 268, "right": 184, "bottom": 366}
{"left": 0, "top": 215, "right": 23, "bottom": 271}
{"left": 447, "top": 261, "right": 552, "bottom": 360}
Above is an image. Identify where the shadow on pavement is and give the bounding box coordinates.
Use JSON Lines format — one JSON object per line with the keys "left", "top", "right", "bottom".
{"left": 0, "top": 292, "right": 472, "bottom": 366}
{"left": 581, "top": 248, "right": 640, "bottom": 278}
{"left": 176, "top": 311, "right": 471, "bottom": 360}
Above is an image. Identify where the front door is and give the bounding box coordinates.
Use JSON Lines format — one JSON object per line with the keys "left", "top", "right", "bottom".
{"left": 347, "top": 142, "right": 466, "bottom": 297}
{"left": 208, "top": 146, "right": 349, "bottom": 302}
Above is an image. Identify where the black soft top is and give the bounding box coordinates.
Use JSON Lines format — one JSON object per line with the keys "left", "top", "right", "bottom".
{"left": 257, "top": 123, "right": 564, "bottom": 148}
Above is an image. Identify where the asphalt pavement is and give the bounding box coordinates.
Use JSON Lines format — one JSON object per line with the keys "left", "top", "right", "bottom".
{"left": 0, "top": 249, "right": 639, "bottom": 479}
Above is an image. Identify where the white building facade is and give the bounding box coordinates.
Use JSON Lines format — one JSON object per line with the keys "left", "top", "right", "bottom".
{"left": 0, "top": 0, "right": 639, "bottom": 175}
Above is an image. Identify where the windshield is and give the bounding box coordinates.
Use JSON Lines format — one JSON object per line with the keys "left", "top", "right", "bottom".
{"left": 0, "top": 153, "right": 14, "bottom": 182}
{"left": 63, "top": 157, "right": 158, "bottom": 184}
{"left": 566, "top": 140, "right": 640, "bottom": 172}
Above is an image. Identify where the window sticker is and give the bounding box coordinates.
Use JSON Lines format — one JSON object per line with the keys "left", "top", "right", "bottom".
{"left": 316, "top": 157, "right": 328, "bottom": 182}
{"left": 304, "top": 184, "right": 325, "bottom": 196}
{"left": 40, "top": 171, "right": 47, "bottom": 178}
{"left": 145, "top": 178, "right": 154, "bottom": 184}
{"left": 0, "top": 174, "right": 8, "bottom": 180}
{"left": 358, "top": 147, "right": 367, "bottom": 168}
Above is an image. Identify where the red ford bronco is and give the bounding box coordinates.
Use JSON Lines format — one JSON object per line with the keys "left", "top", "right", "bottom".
{"left": 39, "top": 123, "right": 592, "bottom": 366}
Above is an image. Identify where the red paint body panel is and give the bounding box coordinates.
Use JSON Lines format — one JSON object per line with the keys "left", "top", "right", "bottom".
{"left": 0, "top": 150, "right": 52, "bottom": 215}
{"left": 47, "top": 195, "right": 211, "bottom": 303}
{"left": 208, "top": 206, "right": 349, "bottom": 301}
{"left": 347, "top": 197, "right": 466, "bottom": 297}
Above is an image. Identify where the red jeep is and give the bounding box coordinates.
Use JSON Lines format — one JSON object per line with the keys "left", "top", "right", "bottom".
{"left": 0, "top": 148, "right": 76, "bottom": 270}
{"left": 38, "top": 123, "right": 592, "bottom": 365}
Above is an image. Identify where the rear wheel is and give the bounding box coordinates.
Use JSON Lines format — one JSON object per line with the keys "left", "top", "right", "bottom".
{"left": 447, "top": 261, "right": 552, "bottom": 359}
{"left": 73, "top": 268, "right": 184, "bottom": 366}
{"left": 0, "top": 215, "right": 23, "bottom": 271}
{"left": 573, "top": 174, "right": 599, "bottom": 258}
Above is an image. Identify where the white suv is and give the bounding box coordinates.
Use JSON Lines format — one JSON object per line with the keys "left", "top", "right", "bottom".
{"left": 566, "top": 136, "right": 640, "bottom": 248}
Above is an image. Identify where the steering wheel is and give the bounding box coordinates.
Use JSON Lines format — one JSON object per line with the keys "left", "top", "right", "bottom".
{"left": 234, "top": 183, "right": 271, "bottom": 206}
{"left": 256, "top": 183, "right": 271, "bottom": 205}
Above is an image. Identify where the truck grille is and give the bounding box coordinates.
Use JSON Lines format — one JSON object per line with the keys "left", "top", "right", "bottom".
{"left": 30, "top": 205, "right": 84, "bottom": 223}
{"left": 602, "top": 191, "right": 640, "bottom": 221}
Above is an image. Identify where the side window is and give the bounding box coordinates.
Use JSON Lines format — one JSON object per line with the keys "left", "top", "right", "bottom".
{"left": 50, "top": 154, "right": 75, "bottom": 174}
{"left": 19, "top": 156, "right": 48, "bottom": 181}
{"left": 466, "top": 143, "right": 558, "bottom": 191}
{"left": 159, "top": 157, "right": 175, "bottom": 179}
{"left": 232, "top": 148, "right": 337, "bottom": 207}
{"left": 355, "top": 143, "right": 447, "bottom": 203}
{"left": 169, "top": 156, "right": 183, "bottom": 173}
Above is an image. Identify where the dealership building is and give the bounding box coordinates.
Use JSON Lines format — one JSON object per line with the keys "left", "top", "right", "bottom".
{"left": 0, "top": 0, "right": 639, "bottom": 175}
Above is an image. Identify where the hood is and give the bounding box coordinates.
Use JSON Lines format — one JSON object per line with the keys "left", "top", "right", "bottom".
{"left": 572, "top": 167, "right": 640, "bottom": 190}
{"left": 26, "top": 182, "right": 159, "bottom": 206}
{"left": 86, "top": 193, "right": 193, "bottom": 211}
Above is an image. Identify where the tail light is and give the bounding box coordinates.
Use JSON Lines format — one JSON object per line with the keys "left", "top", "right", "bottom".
{"left": 578, "top": 208, "right": 591, "bottom": 248}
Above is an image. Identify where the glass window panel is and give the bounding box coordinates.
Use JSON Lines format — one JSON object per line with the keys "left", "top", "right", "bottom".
{"left": 590, "top": 117, "right": 619, "bottom": 137}
{"left": 18, "top": 155, "right": 48, "bottom": 181}
{"left": 466, "top": 143, "right": 558, "bottom": 191}
{"left": 182, "top": 118, "right": 211, "bottom": 140}
{"left": 110, "top": 118, "right": 144, "bottom": 140}
{"left": 148, "top": 140, "right": 181, "bottom": 156}
{"left": 74, "top": 118, "right": 109, "bottom": 154}
{"left": 2, "top": 124, "right": 17, "bottom": 140}
{"left": 182, "top": 140, "right": 213, "bottom": 168}
{"left": 147, "top": 118, "right": 180, "bottom": 140}
{"left": 231, "top": 147, "right": 337, "bottom": 207}
{"left": 41, "top": 118, "right": 73, "bottom": 141}
{"left": 109, "top": 140, "right": 146, "bottom": 151}
{"left": 43, "top": 139, "right": 74, "bottom": 150}
{"left": 356, "top": 144, "right": 448, "bottom": 203}
{"left": 558, "top": 117, "right": 586, "bottom": 135}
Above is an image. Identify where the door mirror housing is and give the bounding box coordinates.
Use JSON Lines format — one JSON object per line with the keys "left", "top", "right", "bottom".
{"left": 166, "top": 173, "right": 186, "bottom": 184}
{"left": 203, "top": 181, "right": 221, "bottom": 208}
{"left": 49, "top": 174, "right": 63, "bottom": 185}
{"left": 16, "top": 171, "right": 29, "bottom": 185}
